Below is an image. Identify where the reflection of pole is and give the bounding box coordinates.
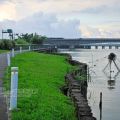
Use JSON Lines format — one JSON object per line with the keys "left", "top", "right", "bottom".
{"left": 113, "top": 60, "right": 120, "bottom": 71}
{"left": 103, "top": 62, "right": 109, "bottom": 72}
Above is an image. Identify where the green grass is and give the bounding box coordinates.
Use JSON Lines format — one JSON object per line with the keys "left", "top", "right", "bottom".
{"left": 0, "top": 50, "right": 9, "bottom": 54}
{"left": 4, "top": 52, "right": 77, "bottom": 120}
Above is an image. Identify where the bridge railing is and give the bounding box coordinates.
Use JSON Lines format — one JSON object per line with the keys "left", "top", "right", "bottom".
{"left": 14, "top": 44, "right": 56, "bottom": 51}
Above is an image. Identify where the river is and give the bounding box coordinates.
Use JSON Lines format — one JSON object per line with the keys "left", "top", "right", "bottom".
{"left": 60, "top": 49, "right": 120, "bottom": 120}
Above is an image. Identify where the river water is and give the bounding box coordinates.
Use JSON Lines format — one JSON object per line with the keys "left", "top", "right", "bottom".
{"left": 60, "top": 49, "right": 120, "bottom": 120}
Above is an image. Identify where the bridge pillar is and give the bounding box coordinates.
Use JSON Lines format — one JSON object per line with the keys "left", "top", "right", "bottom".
{"left": 111, "top": 46, "right": 115, "bottom": 49}
{"left": 98, "top": 46, "right": 102, "bottom": 49}
{"left": 105, "top": 46, "right": 109, "bottom": 49}
{"left": 115, "top": 46, "right": 118, "bottom": 49}
{"left": 91, "top": 46, "right": 96, "bottom": 50}
{"left": 69, "top": 45, "right": 74, "bottom": 49}
{"left": 95, "top": 46, "right": 98, "bottom": 49}
{"left": 102, "top": 46, "right": 105, "bottom": 49}
{"left": 109, "top": 46, "right": 112, "bottom": 49}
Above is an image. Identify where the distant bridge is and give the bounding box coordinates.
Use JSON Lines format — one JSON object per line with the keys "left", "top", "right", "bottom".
{"left": 43, "top": 38, "right": 120, "bottom": 49}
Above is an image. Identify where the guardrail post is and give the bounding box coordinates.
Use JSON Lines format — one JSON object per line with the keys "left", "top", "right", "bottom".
{"left": 12, "top": 48, "right": 15, "bottom": 57}
{"left": 10, "top": 67, "right": 19, "bottom": 110}
{"left": 29, "top": 46, "right": 31, "bottom": 51}
{"left": 20, "top": 47, "right": 22, "bottom": 53}
{"left": 7, "top": 53, "right": 10, "bottom": 66}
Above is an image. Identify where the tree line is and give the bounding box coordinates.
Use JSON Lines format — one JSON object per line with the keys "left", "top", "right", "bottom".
{"left": 0, "top": 33, "right": 47, "bottom": 50}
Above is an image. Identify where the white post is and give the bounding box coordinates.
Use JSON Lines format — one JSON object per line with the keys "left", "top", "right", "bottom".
{"left": 20, "top": 47, "right": 22, "bottom": 53}
{"left": 12, "top": 48, "right": 15, "bottom": 57}
{"left": 10, "top": 67, "right": 18, "bottom": 110}
{"left": 55, "top": 45, "right": 57, "bottom": 49}
{"left": 29, "top": 46, "right": 31, "bottom": 51}
{"left": 7, "top": 53, "right": 10, "bottom": 66}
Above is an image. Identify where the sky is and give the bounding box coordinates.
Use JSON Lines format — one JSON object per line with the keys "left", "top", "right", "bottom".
{"left": 0, "top": 0, "right": 120, "bottom": 38}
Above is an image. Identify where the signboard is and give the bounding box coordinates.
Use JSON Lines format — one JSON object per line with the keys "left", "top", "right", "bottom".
{"left": 2, "top": 29, "right": 13, "bottom": 33}
{"left": 2, "top": 29, "right": 13, "bottom": 40}
{"left": 7, "top": 29, "right": 13, "bottom": 33}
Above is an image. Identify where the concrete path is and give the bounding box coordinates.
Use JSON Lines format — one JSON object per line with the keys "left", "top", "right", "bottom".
{"left": 0, "top": 53, "right": 8, "bottom": 120}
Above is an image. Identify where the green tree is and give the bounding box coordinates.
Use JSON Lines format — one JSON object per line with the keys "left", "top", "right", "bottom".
{"left": 31, "top": 33, "right": 47, "bottom": 44}
{"left": 18, "top": 33, "right": 47, "bottom": 44}
{"left": 15, "top": 39, "right": 29, "bottom": 45}
{"left": 0, "top": 39, "right": 15, "bottom": 50}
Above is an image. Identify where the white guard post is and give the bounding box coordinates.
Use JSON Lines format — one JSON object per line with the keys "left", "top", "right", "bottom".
{"left": 10, "top": 67, "right": 19, "bottom": 110}
{"left": 20, "top": 47, "right": 22, "bottom": 53}
{"left": 12, "top": 48, "right": 15, "bottom": 57}
{"left": 29, "top": 46, "right": 31, "bottom": 51}
{"left": 7, "top": 53, "right": 10, "bottom": 66}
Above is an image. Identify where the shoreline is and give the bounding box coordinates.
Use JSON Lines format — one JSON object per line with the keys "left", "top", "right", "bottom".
{"left": 64, "top": 54, "right": 96, "bottom": 120}
{"left": 37, "top": 50, "right": 96, "bottom": 120}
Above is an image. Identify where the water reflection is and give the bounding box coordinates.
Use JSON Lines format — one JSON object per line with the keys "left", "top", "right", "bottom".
{"left": 107, "top": 80, "right": 116, "bottom": 90}
{"left": 60, "top": 49, "right": 120, "bottom": 120}
{"left": 103, "top": 53, "right": 120, "bottom": 90}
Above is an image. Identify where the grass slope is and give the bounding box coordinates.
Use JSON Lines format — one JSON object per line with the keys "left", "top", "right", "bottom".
{"left": 4, "top": 52, "right": 77, "bottom": 120}
{"left": 0, "top": 50, "right": 8, "bottom": 54}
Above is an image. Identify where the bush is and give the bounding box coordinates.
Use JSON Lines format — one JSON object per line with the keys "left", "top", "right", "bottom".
{"left": 0, "top": 39, "right": 15, "bottom": 50}
{"left": 18, "top": 33, "right": 47, "bottom": 44}
{"left": 15, "top": 39, "right": 29, "bottom": 45}
{"left": 31, "top": 34, "right": 46, "bottom": 44}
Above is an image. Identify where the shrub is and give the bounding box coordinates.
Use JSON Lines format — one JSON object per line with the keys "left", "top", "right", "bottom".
{"left": 31, "top": 34, "right": 46, "bottom": 44}
{"left": 0, "top": 39, "right": 15, "bottom": 50}
{"left": 18, "top": 33, "right": 47, "bottom": 44}
{"left": 15, "top": 39, "right": 29, "bottom": 45}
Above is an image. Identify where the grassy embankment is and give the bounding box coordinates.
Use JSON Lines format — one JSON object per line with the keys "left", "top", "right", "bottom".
{"left": 4, "top": 52, "right": 77, "bottom": 120}
{"left": 0, "top": 50, "right": 8, "bottom": 54}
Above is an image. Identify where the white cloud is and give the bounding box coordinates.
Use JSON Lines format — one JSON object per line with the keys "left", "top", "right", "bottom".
{"left": 0, "top": 0, "right": 120, "bottom": 38}
{"left": 0, "top": 2, "right": 16, "bottom": 20}
{"left": 0, "top": 12, "right": 81, "bottom": 38}
{"left": 0, "top": 0, "right": 120, "bottom": 20}
{"left": 81, "top": 25, "right": 120, "bottom": 38}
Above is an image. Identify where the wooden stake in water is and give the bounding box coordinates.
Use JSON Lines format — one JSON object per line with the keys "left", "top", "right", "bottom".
{"left": 99, "top": 92, "right": 102, "bottom": 120}
{"left": 99, "top": 92, "right": 102, "bottom": 108}
{"left": 10, "top": 67, "right": 18, "bottom": 110}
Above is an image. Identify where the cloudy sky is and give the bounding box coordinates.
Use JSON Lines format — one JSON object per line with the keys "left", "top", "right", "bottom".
{"left": 0, "top": 0, "right": 120, "bottom": 38}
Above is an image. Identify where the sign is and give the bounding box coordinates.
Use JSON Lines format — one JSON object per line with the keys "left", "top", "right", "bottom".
{"left": 2, "top": 29, "right": 13, "bottom": 33}
{"left": 7, "top": 29, "right": 13, "bottom": 33}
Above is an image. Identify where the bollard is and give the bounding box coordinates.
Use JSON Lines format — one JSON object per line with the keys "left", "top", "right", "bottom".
{"left": 10, "top": 67, "right": 18, "bottom": 110}
{"left": 29, "top": 46, "right": 31, "bottom": 51}
{"left": 20, "top": 47, "right": 22, "bottom": 53}
{"left": 7, "top": 53, "right": 10, "bottom": 66}
{"left": 12, "top": 48, "right": 15, "bottom": 57}
{"left": 55, "top": 45, "right": 57, "bottom": 49}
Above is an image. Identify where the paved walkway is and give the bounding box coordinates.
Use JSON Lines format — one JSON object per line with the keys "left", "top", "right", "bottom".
{"left": 0, "top": 53, "right": 8, "bottom": 120}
